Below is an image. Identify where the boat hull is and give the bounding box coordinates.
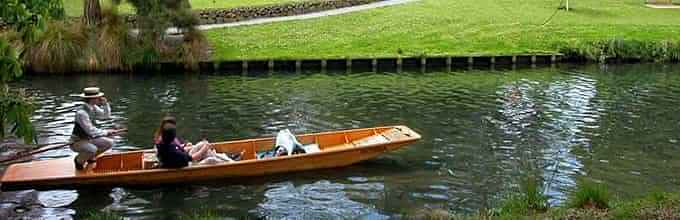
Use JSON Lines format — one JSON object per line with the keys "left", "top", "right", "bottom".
{"left": 1, "top": 126, "right": 420, "bottom": 190}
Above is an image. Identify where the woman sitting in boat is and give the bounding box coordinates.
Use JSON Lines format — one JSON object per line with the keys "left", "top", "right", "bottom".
{"left": 154, "top": 117, "right": 234, "bottom": 167}
{"left": 156, "top": 124, "right": 192, "bottom": 168}
{"left": 156, "top": 123, "right": 233, "bottom": 168}
{"left": 154, "top": 116, "right": 210, "bottom": 160}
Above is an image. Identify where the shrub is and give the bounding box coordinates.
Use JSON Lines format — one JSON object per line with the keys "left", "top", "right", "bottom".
{"left": 0, "top": 38, "right": 35, "bottom": 143}
{"left": 0, "top": 40, "right": 23, "bottom": 82}
{"left": 567, "top": 180, "right": 610, "bottom": 210}
{"left": 25, "top": 21, "right": 86, "bottom": 73}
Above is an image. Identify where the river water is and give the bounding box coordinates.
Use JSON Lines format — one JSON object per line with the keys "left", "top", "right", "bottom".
{"left": 1, "top": 64, "right": 679, "bottom": 219}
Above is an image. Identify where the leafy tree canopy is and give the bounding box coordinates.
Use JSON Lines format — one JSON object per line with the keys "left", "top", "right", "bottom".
{"left": 0, "top": 0, "right": 65, "bottom": 44}
{"left": 0, "top": 39, "right": 35, "bottom": 143}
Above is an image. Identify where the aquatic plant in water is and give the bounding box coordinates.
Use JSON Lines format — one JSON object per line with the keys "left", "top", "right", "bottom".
{"left": 567, "top": 180, "right": 610, "bottom": 210}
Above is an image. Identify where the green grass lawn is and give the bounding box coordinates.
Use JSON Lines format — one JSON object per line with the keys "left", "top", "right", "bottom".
{"left": 63, "top": 0, "right": 303, "bottom": 17}
{"left": 205, "top": 0, "right": 680, "bottom": 60}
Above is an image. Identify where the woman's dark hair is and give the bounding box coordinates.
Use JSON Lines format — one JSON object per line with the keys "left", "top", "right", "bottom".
{"left": 154, "top": 116, "right": 177, "bottom": 143}
{"left": 161, "top": 124, "right": 177, "bottom": 145}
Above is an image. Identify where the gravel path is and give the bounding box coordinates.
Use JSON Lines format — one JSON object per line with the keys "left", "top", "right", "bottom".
{"left": 163, "top": 0, "right": 417, "bottom": 34}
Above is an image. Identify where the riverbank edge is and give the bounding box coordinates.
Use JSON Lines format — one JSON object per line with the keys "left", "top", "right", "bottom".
{"left": 74, "top": 190, "right": 680, "bottom": 219}
{"left": 24, "top": 51, "right": 680, "bottom": 74}
{"left": 13, "top": 36, "right": 680, "bottom": 74}
{"left": 407, "top": 193, "right": 680, "bottom": 220}
{"left": 21, "top": 53, "right": 564, "bottom": 74}
{"left": 100, "top": 54, "right": 565, "bottom": 75}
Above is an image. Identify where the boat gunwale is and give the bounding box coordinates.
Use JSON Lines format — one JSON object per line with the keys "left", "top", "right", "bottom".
{"left": 1, "top": 125, "right": 421, "bottom": 184}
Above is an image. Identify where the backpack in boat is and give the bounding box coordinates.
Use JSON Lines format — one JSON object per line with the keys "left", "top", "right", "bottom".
{"left": 257, "top": 129, "right": 307, "bottom": 159}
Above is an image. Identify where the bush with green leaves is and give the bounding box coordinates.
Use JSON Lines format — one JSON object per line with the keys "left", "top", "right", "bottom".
{"left": 4, "top": 0, "right": 207, "bottom": 73}
{"left": 125, "top": 0, "right": 207, "bottom": 67}
{"left": 0, "top": 39, "right": 35, "bottom": 143}
{"left": 0, "top": 0, "right": 65, "bottom": 44}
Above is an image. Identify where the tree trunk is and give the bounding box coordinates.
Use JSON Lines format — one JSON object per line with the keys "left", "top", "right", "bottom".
{"left": 83, "top": 0, "right": 102, "bottom": 26}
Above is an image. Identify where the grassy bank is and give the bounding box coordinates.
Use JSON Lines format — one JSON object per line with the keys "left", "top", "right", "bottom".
{"left": 63, "top": 0, "right": 302, "bottom": 17}
{"left": 83, "top": 188, "right": 680, "bottom": 219}
{"left": 410, "top": 192, "right": 680, "bottom": 219}
{"left": 205, "top": 0, "right": 680, "bottom": 60}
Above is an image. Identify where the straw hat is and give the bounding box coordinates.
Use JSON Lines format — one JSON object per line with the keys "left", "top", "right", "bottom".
{"left": 75, "top": 87, "right": 105, "bottom": 99}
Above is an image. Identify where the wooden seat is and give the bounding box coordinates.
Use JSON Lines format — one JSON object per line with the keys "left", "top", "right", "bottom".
{"left": 93, "top": 152, "right": 144, "bottom": 173}
{"left": 121, "top": 152, "right": 143, "bottom": 171}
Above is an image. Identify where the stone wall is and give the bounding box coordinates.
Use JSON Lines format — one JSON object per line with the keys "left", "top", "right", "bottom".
{"left": 125, "top": 0, "right": 382, "bottom": 26}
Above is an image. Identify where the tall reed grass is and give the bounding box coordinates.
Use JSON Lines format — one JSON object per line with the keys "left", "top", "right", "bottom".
{"left": 25, "top": 21, "right": 86, "bottom": 73}
{"left": 20, "top": 6, "right": 209, "bottom": 73}
{"left": 560, "top": 39, "right": 680, "bottom": 63}
{"left": 498, "top": 175, "right": 549, "bottom": 217}
{"left": 93, "top": 7, "right": 133, "bottom": 71}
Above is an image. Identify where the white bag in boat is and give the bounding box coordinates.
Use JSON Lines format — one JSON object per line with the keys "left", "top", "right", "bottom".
{"left": 275, "top": 129, "right": 302, "bottom": 156}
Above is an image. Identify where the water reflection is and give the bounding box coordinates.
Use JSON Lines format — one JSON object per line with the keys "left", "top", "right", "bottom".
{"left": 1, "top": 64, "right": 679, "bottom": 219}
{"left": 38, "top": 190, "right": 78, "bottom": 208}
{"left": 253, "top": 180, "right": 386, "bottom": 219}
{"left": 539, "top": 72, "right": 598, "bottom": 202}
{"left": 105, "top": 188, "right": 153, "bottom": 216}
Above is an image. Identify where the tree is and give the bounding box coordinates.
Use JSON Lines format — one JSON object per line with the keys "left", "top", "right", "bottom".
{"left": 0, "top": 39, "right": 35, "bottom": 143}
{"left": 0, "top": 0, "right": 62, "bottom": 143}
{"left": 0, "top": 0, "right": 65, "bottom": 44}
{"left": 124, "top": 0, "right": 207, "bottom": 66}
{"left": 84, "top": 0, "right": 102, "bottom": 26}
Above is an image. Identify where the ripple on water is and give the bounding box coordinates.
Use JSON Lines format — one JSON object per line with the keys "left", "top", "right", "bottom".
{"left": 348, "top": 177, "right": 369, "bottom": 183}
{"left": 6, "top": 65, "right": 680, "bottom": 218}
{"left": 104, "top": 188, "right": 154, "bottom": 217}
{"left": 253, "top": 181, "right": 382, "bottom": 219}
{"left": 37, "top": 190, "right": 78, "bottom": 208}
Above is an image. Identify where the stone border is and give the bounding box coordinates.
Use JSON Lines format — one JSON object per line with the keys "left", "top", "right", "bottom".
{"left": 22, "top": 54, "right": 566, "bottom": 74}
{"left": 125, "top": 0, "right": 383, "bottom": 26}
{"left": 136, "top": 54, "right": 564, "bottom": 75}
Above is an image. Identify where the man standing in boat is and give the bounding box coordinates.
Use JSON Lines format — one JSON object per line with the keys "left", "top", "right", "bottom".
{"left": 70, "top": 87, "right": 124, "bottom": 170}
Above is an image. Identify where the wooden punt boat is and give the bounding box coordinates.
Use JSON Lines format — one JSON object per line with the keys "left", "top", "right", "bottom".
{"left": 1, "top": 125, "right": 420, "bottom": 190}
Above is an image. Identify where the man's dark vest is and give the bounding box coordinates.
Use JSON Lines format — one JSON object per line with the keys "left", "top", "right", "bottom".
{"left": 72, "top": 105, "right": 97, "bottom": 139}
